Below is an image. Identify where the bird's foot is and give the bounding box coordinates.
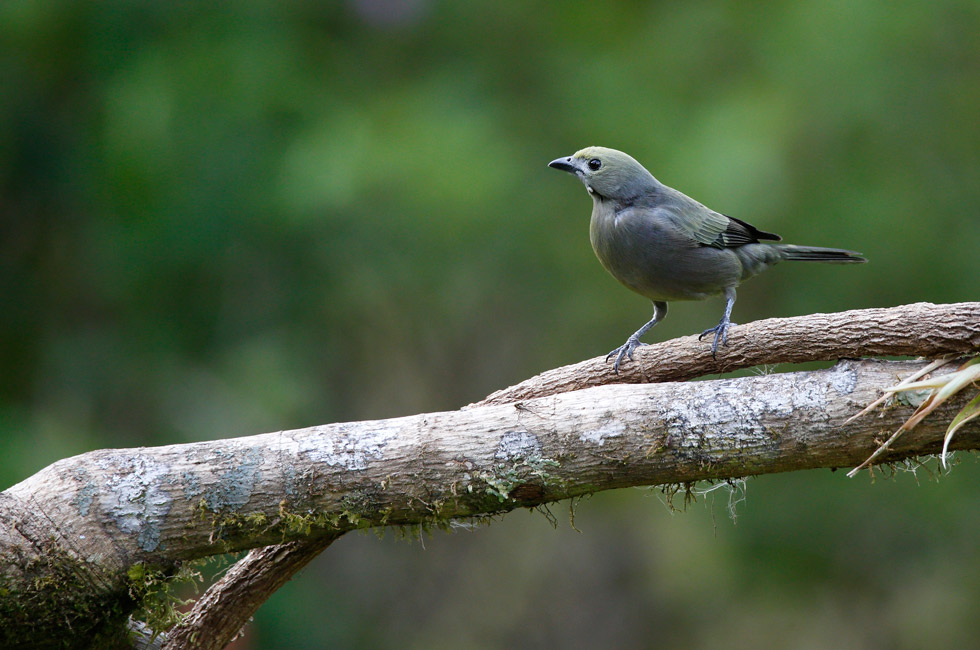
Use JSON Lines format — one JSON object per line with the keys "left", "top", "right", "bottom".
{"left": 605, "top": 336, "right": 647, "bottom": 374}
{"left": 698, "top": 320, "right": 736, "bottom": 359}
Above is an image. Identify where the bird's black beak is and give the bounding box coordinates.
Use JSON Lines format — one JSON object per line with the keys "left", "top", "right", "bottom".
{"left": 548, "top": 156, "right": 578, "bottom": 173}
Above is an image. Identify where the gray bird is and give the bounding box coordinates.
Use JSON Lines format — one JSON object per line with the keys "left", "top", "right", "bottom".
{"left": 549, "top": 146, "right": 866, "bottom": 372}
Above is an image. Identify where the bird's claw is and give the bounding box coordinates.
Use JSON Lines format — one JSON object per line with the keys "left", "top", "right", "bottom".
{"left": 699, "top": 321, "right": 735, "bottom": 359}
{"left": 605, "top": 336, "right": 647, "bottom": 373}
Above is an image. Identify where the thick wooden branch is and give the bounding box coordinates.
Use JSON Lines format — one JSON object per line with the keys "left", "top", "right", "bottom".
{"left": 474, "top": 302, "right": 980, "bottom": 407}
{"left": 172, "top": 301, "right": 980, "bottom": 648}
{"left": 2, "top": 354, "right": 980, "bottom": 648}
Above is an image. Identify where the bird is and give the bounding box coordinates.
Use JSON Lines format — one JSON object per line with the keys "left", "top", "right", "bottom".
{"left": 548, "top": 146, "right": 866, "bottom": 372}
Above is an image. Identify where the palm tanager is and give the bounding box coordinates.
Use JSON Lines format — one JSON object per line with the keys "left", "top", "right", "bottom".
{"left": 549, "top": 146, "right": 866, "bottom": 372}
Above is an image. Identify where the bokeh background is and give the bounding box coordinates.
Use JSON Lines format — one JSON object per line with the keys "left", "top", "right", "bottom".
{"left": 2, "top": 2, "right": 979, "bottom": 648}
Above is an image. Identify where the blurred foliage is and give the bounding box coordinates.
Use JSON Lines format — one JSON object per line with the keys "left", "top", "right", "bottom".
{"left": 1, "top": 1, "right": 978, "bottom": 648}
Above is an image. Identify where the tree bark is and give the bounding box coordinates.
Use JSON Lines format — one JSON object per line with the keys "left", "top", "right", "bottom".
{"left": 474, "top": 301, "right": 980, "bottom": 406}
{"left": 161, "top": 533, "right": 342, "bottom": 650}
{"left": 0, "top": 303, "right": 977, "bottom": 649}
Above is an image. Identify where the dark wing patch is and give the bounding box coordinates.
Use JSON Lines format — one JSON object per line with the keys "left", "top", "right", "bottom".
{"left": 714, "top": 214, "right": 782, "bottom": 248}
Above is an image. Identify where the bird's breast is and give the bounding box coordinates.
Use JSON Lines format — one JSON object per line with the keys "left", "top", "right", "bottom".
{"left": 589, "top": 205, "right": 740, "bottom": 302}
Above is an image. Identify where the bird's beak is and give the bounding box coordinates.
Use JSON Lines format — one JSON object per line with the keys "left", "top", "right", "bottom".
{"left": 548, "top": 156, "right": 579, "bottom": 174}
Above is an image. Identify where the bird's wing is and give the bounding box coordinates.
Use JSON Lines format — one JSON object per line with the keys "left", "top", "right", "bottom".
{"left": 670, "top": 201, "right": 782, "bottom": 249}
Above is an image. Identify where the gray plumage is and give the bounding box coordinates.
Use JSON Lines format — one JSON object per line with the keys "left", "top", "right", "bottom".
{"left": 549, "top": 146, "right": 866, "bottom": 372}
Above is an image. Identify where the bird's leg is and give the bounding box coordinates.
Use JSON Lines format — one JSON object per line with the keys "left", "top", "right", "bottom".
{"left": 606, "top": 301, "right": 667, "bottom": 373}
{"left": 698, "top": 287, "right": 736, "bottom": 359}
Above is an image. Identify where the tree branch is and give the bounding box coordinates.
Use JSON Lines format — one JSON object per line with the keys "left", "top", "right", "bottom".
{"left": 474, "top": 302, "right": 980, "bottom": 407}
{"left": 161, "top": 533, "right": 342, "bottom": 650}
{"left": 1, "top": 302, "right": 978, "bottom": 648}
{"left": 177, "top": 302, "right": 980, "bottom": 650}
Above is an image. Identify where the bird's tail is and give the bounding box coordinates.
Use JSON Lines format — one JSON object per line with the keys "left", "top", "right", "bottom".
{"left": 776, "top": 245, "right": 867, "bottom": 263}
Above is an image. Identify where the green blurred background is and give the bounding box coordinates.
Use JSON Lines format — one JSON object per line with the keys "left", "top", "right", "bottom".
{"left": 2, "top": 2, "right": 979, "bottom": 648}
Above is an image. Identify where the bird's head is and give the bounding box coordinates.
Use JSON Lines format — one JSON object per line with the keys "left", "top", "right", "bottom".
{"left": 549, "top": 146, "right": 659, "bottom": 201}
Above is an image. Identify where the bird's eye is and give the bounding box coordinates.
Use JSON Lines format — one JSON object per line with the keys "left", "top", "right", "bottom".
{"left": 587, "top": 158, "right": 602, "bottom": 171}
